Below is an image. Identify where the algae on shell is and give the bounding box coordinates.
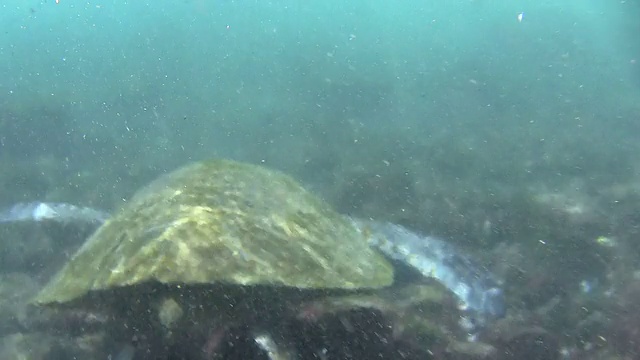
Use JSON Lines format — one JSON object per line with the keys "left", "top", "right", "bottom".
{"left": 34, "top": 159, "right": 393, "bottom": 305}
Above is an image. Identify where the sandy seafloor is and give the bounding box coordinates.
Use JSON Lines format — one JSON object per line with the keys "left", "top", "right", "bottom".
{"left": 1, "top": 0, "right": 640, "bottom": 359}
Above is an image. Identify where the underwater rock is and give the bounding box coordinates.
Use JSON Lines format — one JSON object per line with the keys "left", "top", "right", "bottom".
{"left": 296, "top": 283, "right": 465, "bottom": 356}
{"left": 488, "top": 322, "right": 559, "bottom": 360}
{"left": 0, "top": 273, "right": 39, "bottom": 336}
{"left": 0, "top": 332, "right": 108, "bottom": 360}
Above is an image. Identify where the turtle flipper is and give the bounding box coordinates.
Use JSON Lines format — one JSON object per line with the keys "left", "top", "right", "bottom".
{"left": 356, "top": 220, "right": 506, "bottom": 327}
{"left": 112, "top": 344, "right": 135, "bottom": 360}
{"left": 253, "top": 332, "right": 295, "bottom": 360}
{"left": 0, "top": 202, "right": 109, "bottom": 225}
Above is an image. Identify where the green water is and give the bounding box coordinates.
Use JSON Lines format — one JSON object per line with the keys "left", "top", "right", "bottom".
{"left": 0, "top": 0, "right": 638, "bottom": 242}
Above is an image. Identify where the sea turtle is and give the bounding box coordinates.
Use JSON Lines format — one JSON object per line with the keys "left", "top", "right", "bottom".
{"left": 0, "top": 159, "right": 506, "bottom": 358}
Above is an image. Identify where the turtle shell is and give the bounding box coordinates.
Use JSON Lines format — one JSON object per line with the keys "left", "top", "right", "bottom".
{"left": 33, "top": 159, "right": 393, "bottom": 304}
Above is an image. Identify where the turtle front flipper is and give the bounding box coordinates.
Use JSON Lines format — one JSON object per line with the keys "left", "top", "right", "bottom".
{"left": 253, "top": 332, "right": 296, "bottom": 360}
{"left": 112, "top": 344, "right": 135, "bottom": 360}
{"left": 0, "top": 202, "right": 109, "bottom": 225}
{"left": 357, "top": 220, "right": 506, "bottom": 331}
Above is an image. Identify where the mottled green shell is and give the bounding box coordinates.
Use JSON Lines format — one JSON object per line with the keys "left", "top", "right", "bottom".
{"left": 34, "top": 159, "right": 393, "bottom": 304}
